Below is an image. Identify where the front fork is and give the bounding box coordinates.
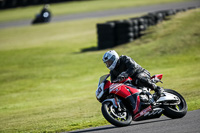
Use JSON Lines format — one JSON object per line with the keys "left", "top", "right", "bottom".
{"left": 102, "top": 96, "right": 126, "bottom": 112}
{"left": 102, "top": 98, "right": 118, "bottom": 108}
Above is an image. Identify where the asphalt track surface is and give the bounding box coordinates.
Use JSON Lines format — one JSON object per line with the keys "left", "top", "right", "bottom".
{"left": 0, "top": 0, "right": 200, "bottom": 29}
{"left": 67, "top": 109, "right": 200, "bottom": 133}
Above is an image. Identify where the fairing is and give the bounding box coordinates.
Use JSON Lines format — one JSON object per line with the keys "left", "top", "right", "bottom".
{"left": 157, "top": 92, "right": 179, "bottom": 102}
{"left": 96, "top": 74, "right": 110, "bottom": 101}
{"left": 109, "top": 84, "right": 140, "bottom": 98}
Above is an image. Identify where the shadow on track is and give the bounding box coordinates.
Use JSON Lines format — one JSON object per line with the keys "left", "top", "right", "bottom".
{"left": 68, "top": 118, "right": 171, "bottom": 133}
{"left": 130, "top": 118, "right": 171, "bottom": 126}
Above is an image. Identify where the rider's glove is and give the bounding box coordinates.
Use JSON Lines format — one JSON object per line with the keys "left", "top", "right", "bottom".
{"left": 117, "top": 72, "right": 128, "bottom": 81}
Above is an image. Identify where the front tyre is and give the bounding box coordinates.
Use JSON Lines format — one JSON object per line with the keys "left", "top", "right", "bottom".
{"left": 163, "top": 89, "right": 187, "bottom": 119}
{"left": 101, "top": 101, "right": 132, "bottom": 127}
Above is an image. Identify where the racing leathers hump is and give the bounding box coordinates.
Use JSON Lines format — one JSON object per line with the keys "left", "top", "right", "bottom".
{"left": 110, "top": 55, "right": 146, "bottom": 82}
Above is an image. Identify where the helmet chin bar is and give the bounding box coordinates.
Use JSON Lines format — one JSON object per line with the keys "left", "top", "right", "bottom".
{"left": 105, "top": 60, "right": 113, "bottom": 68}
{"left": 108, "top": 59, "right": 118, "bottom": 70}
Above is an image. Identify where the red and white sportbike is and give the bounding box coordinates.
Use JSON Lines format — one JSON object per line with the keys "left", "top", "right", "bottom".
{"left": 96, "top": 74, "right": 187, "bottom": 126}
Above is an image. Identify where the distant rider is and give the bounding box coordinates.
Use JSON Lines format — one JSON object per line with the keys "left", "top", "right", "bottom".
{"left": 102, "top": 50, "right": 163, "bottom": 115}
{"left": 40, "top": 4, "right": 51, "bottom": 22}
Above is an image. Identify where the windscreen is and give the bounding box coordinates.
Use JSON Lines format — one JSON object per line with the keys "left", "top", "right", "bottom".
{"left": 98, "top": 74, "right": 110, "bottom": 86}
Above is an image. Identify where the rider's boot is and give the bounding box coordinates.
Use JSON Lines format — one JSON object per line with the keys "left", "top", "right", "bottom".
{"left": 138, "top": 76, "right": 163, "bottom": 99}
{"left": 152, "top": 84, "right": 164, "bottom": 100}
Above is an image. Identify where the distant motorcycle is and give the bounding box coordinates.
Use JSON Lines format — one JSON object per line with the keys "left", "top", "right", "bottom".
{"left": 32, "top": 6, "right": 51, "bottom": 24}
{"left": 96, "top": 74, "right": 187, "bottom": 126}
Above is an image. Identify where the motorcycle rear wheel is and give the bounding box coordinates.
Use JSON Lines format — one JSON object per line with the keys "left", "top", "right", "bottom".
{"left": 101, "top": 101, "right": 132, "bottom": 127}
{"left": 163, "top": 89, "right": 187, "bottom": 119}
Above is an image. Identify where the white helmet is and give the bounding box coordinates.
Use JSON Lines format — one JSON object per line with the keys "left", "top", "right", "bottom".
{"left": 102, "top": 50, "right": 119, "bottom": 70}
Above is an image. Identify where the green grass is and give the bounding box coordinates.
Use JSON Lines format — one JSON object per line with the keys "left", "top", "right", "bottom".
{"left": 0, "top": 0, "right": 190, "bottom": 22}
{"left": 0, "top": 8, "right": 200, "bottom": 133}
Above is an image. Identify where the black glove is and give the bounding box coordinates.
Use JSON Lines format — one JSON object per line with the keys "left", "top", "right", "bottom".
{"left": 117, "top": 72, "right": 128, "bottom": 81}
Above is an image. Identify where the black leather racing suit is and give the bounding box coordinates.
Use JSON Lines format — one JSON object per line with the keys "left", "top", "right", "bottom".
{"left": 110, "top": 55, "right": 155, "bottom": 114}
{"left": 110, "top": 55, "right": 154, "bottom": 88}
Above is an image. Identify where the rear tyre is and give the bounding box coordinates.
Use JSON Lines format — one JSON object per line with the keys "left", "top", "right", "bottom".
{"left": 163, "top": 89, "right": 187, "bottom": 119}
{"left": 101, "top": 101, "right": 132, "bottom": 127}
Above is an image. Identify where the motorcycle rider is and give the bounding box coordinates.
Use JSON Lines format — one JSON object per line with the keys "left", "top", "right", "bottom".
{"left": 102, "top": 50, "right": 163, "bottom": 115}
{"left": 40, "top": 4, "right": 51, "bottom": 22}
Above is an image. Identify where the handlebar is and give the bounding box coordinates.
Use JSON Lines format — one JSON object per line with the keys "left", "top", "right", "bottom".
{"left": 112, "top": 79, "right": 121, "bottom": 83}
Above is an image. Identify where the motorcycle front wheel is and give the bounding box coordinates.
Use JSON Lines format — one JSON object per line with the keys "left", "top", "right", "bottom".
{"left": 163, "top": 89, "right": 187, "bottom": 119}
{"left": 101, "top": 101, "right": 132, "bottom": 127}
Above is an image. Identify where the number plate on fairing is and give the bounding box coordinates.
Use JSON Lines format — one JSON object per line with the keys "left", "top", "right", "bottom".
{"left": 96, "top": 83, "right": 104, "bottom": 100}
